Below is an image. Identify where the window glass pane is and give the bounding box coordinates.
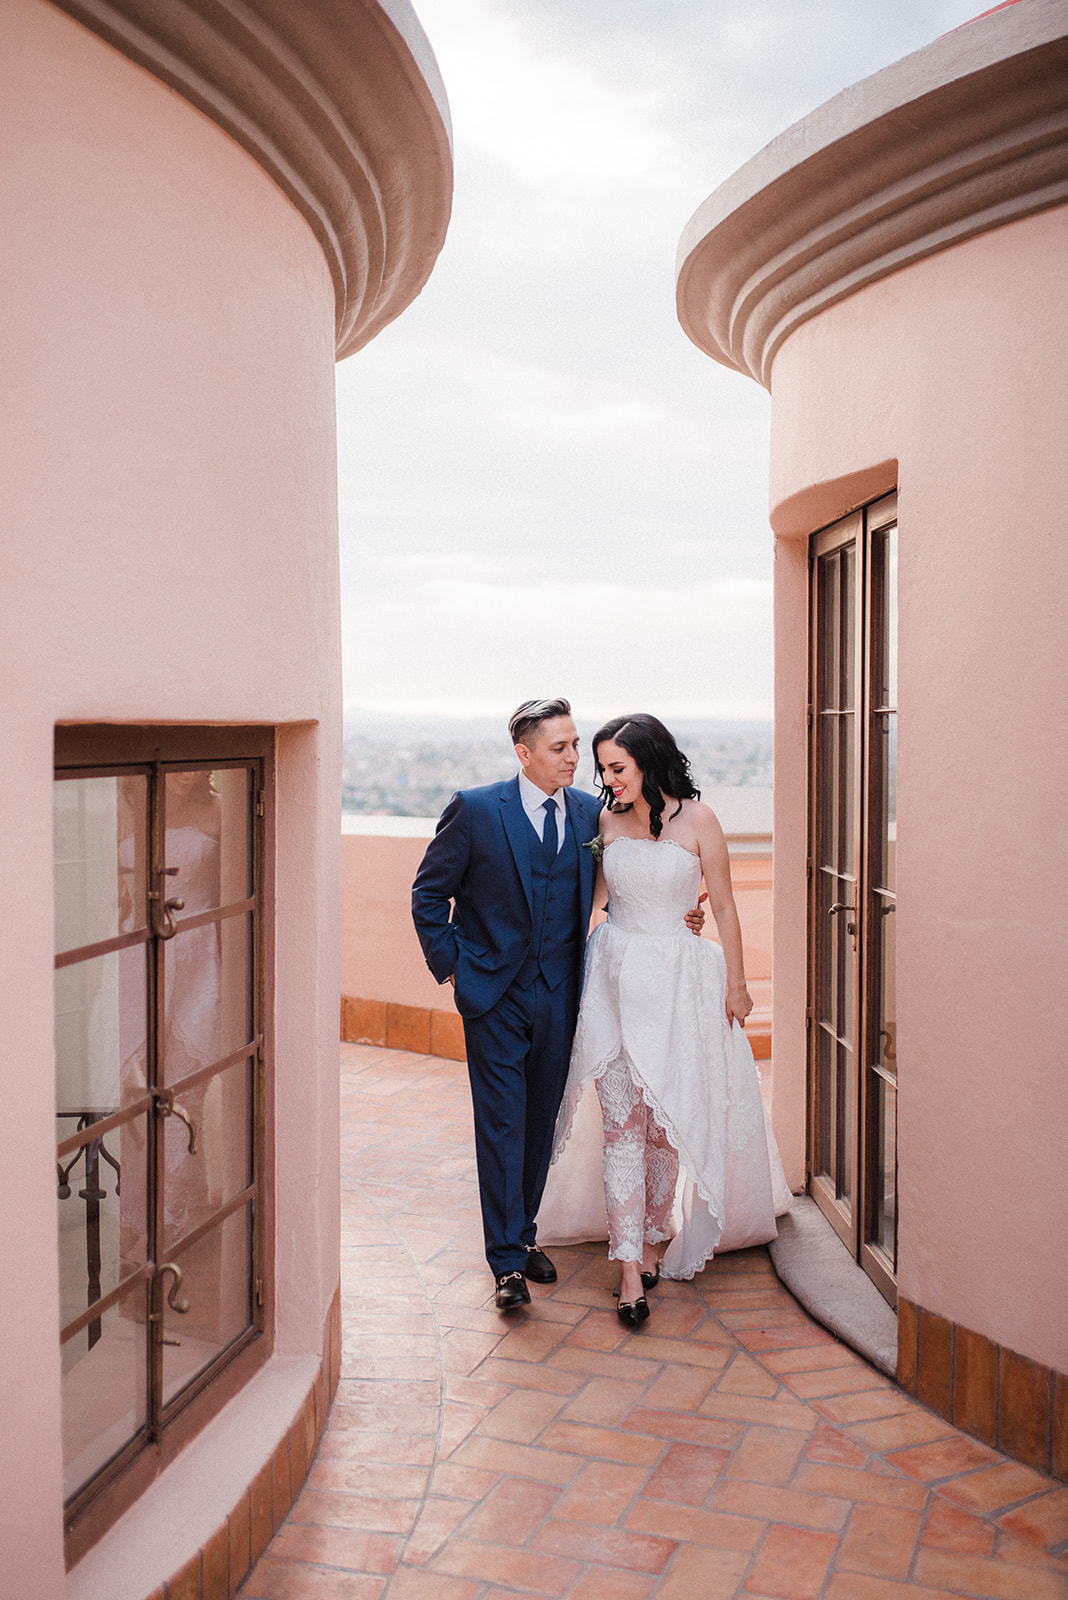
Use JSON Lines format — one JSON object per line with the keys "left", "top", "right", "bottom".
{"left": 61, "top": 1277, "right": 149, "bottom": 1503}
{"left": 163, "top": 911, "right": 252, "bottom": 1084}
{"left": 54, "top": 776, "right": 146, "bottom": 954}
{"left": 58, "top": 1111, "right": 148, "bottom": 1335}
{"left": 164, "top": 770, "right": 222, "bottom": 914}
{"left": 165, "top": 767, "right": 252, "bottom": 913}
{"left": 215, "top": 768, "right": 253, "bottom": 904}
{"left": 162, "top": 1060, "right": 253, "bottom": 1250}
{"left": 54, "top": 948, "right": 148, "bottom": 1112}
{"left": 163, "top": 1205, "right": 252, "bottom": 1406}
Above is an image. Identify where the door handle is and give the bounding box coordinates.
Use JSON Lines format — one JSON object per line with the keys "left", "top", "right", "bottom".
{"left": 149, "top": 866, "right": 185, "bottom": 939}
{"left": 153, "top": 1087, "right": 198, "bottom": 1154}
{"left": 149, "top": 1262, "right": 190, "bottom": 1321}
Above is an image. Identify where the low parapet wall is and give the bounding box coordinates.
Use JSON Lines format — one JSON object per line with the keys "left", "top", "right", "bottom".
{"left": 340, "top": 826, "right": 773, "bottom": 1061}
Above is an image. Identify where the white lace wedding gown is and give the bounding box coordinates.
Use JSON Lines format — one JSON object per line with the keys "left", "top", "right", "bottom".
{"left": 540, "top": 836, "right": 791, "bottom": 1277}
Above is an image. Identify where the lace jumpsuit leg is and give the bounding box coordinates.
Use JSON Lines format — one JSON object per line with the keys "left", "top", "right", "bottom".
{"left": 596, "top": 1054, "right": 679, "bottom": 1261}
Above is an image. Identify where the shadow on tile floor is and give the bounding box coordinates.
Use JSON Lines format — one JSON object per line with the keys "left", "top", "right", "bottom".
{"left": 238, "top": 1044, "right": 1068, "bottom": 1599}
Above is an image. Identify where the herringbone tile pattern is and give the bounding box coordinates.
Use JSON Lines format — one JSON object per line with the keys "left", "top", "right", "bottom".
{"left": 238, "top": 1046, "right": 1068, "bottom": 1598}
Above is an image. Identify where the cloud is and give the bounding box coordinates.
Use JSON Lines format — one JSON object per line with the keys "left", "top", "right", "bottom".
{"left": 341, "top": 574, "right": 774, "bottom": 721}
{"left": 337, "top": 0, "right": 984, "bottom": 719}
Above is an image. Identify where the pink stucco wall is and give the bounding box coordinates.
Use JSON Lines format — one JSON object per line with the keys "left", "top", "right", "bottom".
{"left": 768, "top": 205, "right": 1068, "bottom": 1374}
{"left": 1, "top": 1, "right": 342, "bottom": 1590}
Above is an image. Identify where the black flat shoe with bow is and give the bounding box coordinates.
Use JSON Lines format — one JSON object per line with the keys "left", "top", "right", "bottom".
{"left": 640, "top": 1260, "right": 661, "bottom": 1292}
{"left": 616, "top": 1294, "right": 650, "bottom": 1330}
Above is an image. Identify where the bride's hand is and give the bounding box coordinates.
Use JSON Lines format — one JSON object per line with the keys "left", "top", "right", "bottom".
{"left": 726, "top": 984, "right": 753, "bottom": 1027}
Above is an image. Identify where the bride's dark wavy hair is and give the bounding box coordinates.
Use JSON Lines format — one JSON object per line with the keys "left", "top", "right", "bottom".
{"left": 593, "top": 714, "right": 700, "bottom": 839}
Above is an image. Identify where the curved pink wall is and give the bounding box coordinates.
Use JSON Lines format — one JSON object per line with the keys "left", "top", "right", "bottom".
{"left": 1, "top": 0, "right": 341, "bottom": 1589}
{"left": 768, "top": 205, "right": 1068, "bottom": 1374}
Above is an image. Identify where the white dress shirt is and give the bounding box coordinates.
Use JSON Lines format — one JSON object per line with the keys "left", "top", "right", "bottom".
{"left": 517, "top": 770, "right": 565, "bottom": 853}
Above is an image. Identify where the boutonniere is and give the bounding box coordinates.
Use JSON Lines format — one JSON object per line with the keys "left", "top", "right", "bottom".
{"left": 583, "top": 834, "right": 605, "bottom": 862}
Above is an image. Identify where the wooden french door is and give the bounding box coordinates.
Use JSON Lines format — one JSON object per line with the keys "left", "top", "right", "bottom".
{"left": 808, "top": 495, "right": 897, "bottom": 1304}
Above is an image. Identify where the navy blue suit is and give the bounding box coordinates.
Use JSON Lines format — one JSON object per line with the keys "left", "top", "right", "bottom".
{"left": 412, "top": 777, "right": 601, "bottom": 1273}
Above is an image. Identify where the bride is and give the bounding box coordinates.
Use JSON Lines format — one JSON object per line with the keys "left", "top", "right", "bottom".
{"left": 540, "top": 713, "right": 790, "bottom": 1326}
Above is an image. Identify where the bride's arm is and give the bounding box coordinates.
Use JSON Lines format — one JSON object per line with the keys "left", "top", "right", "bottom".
{"left": 692, "top": 803, "right": 753, "bottom": 1027}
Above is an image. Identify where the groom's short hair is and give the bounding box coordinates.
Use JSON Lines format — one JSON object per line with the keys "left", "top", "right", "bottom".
{"left": 509, "top": 698, "right": 572, "bottom": 748}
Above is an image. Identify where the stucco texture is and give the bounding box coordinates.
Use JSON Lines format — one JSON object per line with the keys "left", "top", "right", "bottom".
{"left": 1, "top": 0, "right": 341, "bottom": 1589}
{"left": 768, "top": 205, "right": 1068, "bottom": 1375}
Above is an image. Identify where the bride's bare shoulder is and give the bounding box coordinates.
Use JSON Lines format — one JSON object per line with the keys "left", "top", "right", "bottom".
{"left": 678, "top": 798, "right": 725, "bottom": 837}
{"left": 599, "top": 805, "right": 623, "bottom": 840}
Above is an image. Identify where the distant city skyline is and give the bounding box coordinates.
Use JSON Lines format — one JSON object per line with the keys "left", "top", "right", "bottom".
{"left": 342, "top": 711, "right": 773, "bottom": 819}
{"left": 336, "top": 0, "right": 982, "bottom": 721}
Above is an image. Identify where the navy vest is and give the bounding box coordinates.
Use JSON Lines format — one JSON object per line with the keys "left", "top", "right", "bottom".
{"left": 513, "top": 816, "right": 582, "bottom": 990}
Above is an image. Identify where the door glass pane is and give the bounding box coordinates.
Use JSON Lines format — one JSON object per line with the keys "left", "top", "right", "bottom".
{"left": 838, "top": 886, "right": 855, "bottom": 1048}
{"left": 818, "top": 552, "right": 840, "bottom": 711}
{"left": 54, "top": 948, "right": 148, "bottom": 1111}
{"left": 816, "top": 1025, "right": 834, "bottom": 1181}
{"left": 816, "top": 870, "right": 837, "bottom": 1028}
{"left": 885, "top": 528, "right": 898, "bottom": 712}
{"left": 818, "top": 715, "right": 839, "bottom": 868}
{"left": 872, "top": 1074, "right": 897, "bottom": 1261}
{"left": 61, "top": 1277, "right": 149, "bottom": 1502}
{"left": 54, "top": 776, "right": 147, "bottom": 953}
{"left": 839, "top": 711, "right": 855, "bottom": 876}
{"left": 163, "top": 1205, "right": 253, "bottom": 1406}
{"left": 875, "top": 899, "right": 896, "bottom": 1076}
{"left": 838, "top": 1040, "right": 855, "bottom": 1214}
{"left": 840, "top": 543, "right": 855, "bottom": 711}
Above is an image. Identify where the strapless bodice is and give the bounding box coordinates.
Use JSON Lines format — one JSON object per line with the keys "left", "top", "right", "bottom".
{"left": 603, "top": 836, "right": 701, "bottom": 935}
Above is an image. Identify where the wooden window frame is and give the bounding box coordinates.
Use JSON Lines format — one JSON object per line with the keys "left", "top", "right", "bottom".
{"left": 54, "top": 725, "right": 275, "bottom": 1567}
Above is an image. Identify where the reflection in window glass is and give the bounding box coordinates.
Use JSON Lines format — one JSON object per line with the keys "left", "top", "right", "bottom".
{"left": 54, "top": 948, "right": 148, "bottom": 1111}
{"left": 162, "top": 1206, "right": 252, "bottom": 1406}
{"left": 61, "top": 1279, "right": 149, "bottom": 1501}
{"left": 54, "top": 776, "right": 147, "bottom": 953}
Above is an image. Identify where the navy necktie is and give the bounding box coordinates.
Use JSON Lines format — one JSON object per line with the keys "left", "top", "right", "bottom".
{"left": 541, "top": 797, "right": 558, "bottom": 861}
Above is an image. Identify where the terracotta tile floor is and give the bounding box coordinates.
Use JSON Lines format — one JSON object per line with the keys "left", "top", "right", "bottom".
{"left": 239, "top": 1045, "right": 1068, "bottom": 1599}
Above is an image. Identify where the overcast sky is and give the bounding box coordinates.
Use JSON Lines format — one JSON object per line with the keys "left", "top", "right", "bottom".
{"left": 336, "top": 0, "right": 983, "bottom": 726}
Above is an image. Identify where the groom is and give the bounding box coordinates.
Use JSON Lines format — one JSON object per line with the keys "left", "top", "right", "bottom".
{"left": 411, "top": 698, "right": 601, "bottom": 1308}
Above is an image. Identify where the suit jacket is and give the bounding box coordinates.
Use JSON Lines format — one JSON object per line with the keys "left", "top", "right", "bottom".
{"left": 411, "top": 777, "right": 602, "bottom": 1019}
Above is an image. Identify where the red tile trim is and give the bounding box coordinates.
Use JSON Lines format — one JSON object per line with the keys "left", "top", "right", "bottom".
{"left": 340, "top": 995, "right": 771, "bottom": 1061}
{"left": 158, "top": 1284, "right": 340, "bottom": 1599}
{"left": 898, "top": 1295, "right": 1066, "bottom": 1484}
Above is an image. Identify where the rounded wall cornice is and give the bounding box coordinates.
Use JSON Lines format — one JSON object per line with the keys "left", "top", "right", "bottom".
{"left": 55, "top": 0, "right": 453, "bottom": 358}
{"left": 677, "top": 0, "right": 1068, "bottom": 388}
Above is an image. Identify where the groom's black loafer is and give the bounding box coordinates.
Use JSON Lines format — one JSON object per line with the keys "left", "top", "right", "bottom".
{"left": 494, "top": 1270, "right": 531, "bottom": 1310}
{"left": 524, "top": 1246, "right": 557, "bottom": 1284}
